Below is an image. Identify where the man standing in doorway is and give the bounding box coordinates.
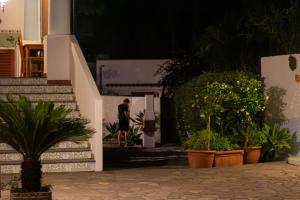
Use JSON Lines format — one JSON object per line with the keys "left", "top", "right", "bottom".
{"left": 118, "top": 99, "right": 136, "bottom": 147}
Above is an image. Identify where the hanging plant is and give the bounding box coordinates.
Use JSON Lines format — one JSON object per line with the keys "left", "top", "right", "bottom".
{"left": 289, "top": 56, "right": 297, "bottom": 71}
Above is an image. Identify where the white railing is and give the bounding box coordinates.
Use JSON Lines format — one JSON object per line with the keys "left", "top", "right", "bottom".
{"left": 70, "top": 36, "right": 103, "bottom": 171}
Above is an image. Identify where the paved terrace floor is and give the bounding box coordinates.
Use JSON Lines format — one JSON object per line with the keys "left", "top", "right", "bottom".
{"left": 1, "top": 146, "right": 300, "bottom": 200}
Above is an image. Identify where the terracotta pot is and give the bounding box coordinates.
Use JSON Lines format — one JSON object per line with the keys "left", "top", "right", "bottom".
{"left": 243, "top": 146, "right": 262, "bottom": 164}
{"left": 186, "top": 150, "right": 216, "bottom": 168}
{"left": 214, "top": 150, "right": 244, "bottom": 168}
{"left": 10, "top": 191, "right": 52, "bottom": 200}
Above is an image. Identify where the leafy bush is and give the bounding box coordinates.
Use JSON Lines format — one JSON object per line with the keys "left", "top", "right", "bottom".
{"left": 183, "top": 130, "right": 239, "bottom": 151}
{"left": 104, "top": 122, "right": 119, "bottom": 140}
{"left": 174, "top": 72, "right": 265, "bottom": 144}
{"left": 183, "top": 129, "right": 216, "bottom": 150}
{"left": 211, "top": 136, "right": 240, "bottom": 151}
{"left": 127, "top": 125, "right": 142, "bottom": 146}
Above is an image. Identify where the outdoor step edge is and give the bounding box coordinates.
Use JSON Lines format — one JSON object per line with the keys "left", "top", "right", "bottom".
{"left": 0, "top": 158, "right": 95, "bottom": 165}
{"left": 0, "top": 148, "right": 92, "bottom": 154}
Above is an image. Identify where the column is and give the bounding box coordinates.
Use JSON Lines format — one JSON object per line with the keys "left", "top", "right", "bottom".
{"left": 45, "top": 0, "right": 71, "bottom": 81}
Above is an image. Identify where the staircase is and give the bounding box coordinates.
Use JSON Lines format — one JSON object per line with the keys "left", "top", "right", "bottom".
{"left": 0, "top": 77, "right": 95, "bottom": 174}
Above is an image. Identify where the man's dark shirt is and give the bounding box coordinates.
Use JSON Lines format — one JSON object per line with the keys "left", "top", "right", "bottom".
{"left": 118, "top": 104, "right": 129, "bottom": 122}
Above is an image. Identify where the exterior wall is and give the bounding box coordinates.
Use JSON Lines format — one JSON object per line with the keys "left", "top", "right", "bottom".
{"left": 45, "top": 35, "right": 71, "bottom": 80}
{"left": 261, "top": 54, "right": 300, "bottom": 156}
{"left": 96, "top": 59, "right": 167, "bottom": 95}
{"left": 70, "top": 36, "right": 103, "bottom": 171}
{"left": 0, "top": 0, "right": 25, "bottom": 35}
{"left": 24, "top": 0, "right": 40, "bottom": 41}
{"left": 102, "top": 95, "right": 161, "bottom": 143}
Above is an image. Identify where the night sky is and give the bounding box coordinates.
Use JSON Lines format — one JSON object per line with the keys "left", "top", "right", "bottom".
{"left": 74, "top": 0, "right": 243, "bottom": 60}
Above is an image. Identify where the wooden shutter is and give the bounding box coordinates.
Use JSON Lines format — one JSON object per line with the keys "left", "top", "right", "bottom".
{"left": 0, "top": 50, "right": 15, "bottom": 77}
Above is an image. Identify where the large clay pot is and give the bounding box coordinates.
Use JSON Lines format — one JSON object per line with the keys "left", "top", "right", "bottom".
{"left": 186, "top": 150, "right": 216, "bottom": 168}
{"left": 10, "top": 191, "right": 52, "bottom": 200}
{"left": 243, "top": 146, "right": 262, "bottom": 164}
{"left": 214, "top": 150, "right": 244, "bottom": 168}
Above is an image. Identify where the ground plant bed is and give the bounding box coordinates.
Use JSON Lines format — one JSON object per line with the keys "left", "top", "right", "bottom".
{"left": 10, "top": 191, "right": 52, "bottom": 200}
{"left": 186, "top": 150, "right": 216, "bottom": 168}
{"left": 214, "top": 150, "right": 244, "bottom": 167}
{"left": 243, "top": 146, "right": 261, "bottom": 164}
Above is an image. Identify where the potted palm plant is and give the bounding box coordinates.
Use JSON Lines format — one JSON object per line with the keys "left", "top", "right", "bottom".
{"left": 261, "top": 123, "right": 292, "bottom": 162}
{"left": 0, "top": 96, "right": 94, "bottom": 200}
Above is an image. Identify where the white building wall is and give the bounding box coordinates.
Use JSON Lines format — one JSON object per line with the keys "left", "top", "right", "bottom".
{"left": 97, "top": 59, "right": 167, "bottom": 84}
{"left": 261, "top": 54, "right": 300, "bottom": 156}
{"left": 24, "top": 0, "right": 40, "bottom": 41}
{"left": 0, "top": 0, "right": 25, "bottom": 34}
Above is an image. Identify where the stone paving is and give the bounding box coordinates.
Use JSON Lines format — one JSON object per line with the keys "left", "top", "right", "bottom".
{"left": 2, "top": 162, "right": 300, "bottom": 200}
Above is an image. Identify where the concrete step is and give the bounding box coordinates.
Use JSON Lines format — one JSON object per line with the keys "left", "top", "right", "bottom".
{"left": 0, "top": 78, "right": 47, "bottom": 85}
{"left": 33, "top": 101, "right": 78, "bottom": 110}
{"left": 0, "top": 141, "right": 90, "bottom": 151}
{"left": 0, "top": 85, "right": 73, "bottom": 94}
{"left": 0, "top": 159, "right": 95, "bottom": 174}
{"left": 0, "top": 148, "right": 93, "bottom": 161}
{"left": 0, "top": 93, "right": 75, "bottom": 102}
{"left": 68, "top": 110, "right": 81, "bottom": 118}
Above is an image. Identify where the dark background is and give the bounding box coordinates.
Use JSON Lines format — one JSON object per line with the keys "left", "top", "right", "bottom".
{"left": 73, "top": 0, "right": 243, "bottom": 60}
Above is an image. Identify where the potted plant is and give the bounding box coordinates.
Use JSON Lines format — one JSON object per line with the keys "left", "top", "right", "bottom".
{"left": 184, "top": 131, "right": 243, "bottom": 168}
{"left": 0, "top": 96, "right": 94, "bottom": 200}
{"left": 233, "top": 77, "right": 267, "bottom": 164}
{"left": 237, "top": 125, "right": 267, "bottom": 164}
{"left": 184, "top": 129, "right": 216, "bottom": 168}
{"left": 261, "top": 123, "right": 292, "bottom": 162}
{"left": 212, "top": 136, "right": 243, "bottom": 167}
{"left": 184, "top": 81, "right": 242, "bottom": 168}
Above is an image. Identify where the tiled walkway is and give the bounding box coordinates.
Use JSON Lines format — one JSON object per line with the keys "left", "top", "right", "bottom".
{"left": 2, "top": 162, "right": 299, "bottom": 200}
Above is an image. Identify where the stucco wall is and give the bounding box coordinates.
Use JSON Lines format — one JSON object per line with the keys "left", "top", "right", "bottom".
{"left": 261, "top": 54, "right": 300, "bottom": 155}
{"left": 102, "top": 95, "right": 161, "bottom": 143}
{"left": 45, "top": 35, "right": 71, "bottom": 80}
{"left": 0, "top": 0, "right": 25, "bottom": 35}
{"left": 97, "top": 59, "right": 167, "bottom": 85}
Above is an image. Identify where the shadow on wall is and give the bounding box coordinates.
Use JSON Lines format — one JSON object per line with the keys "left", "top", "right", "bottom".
{"left": 264, "top": 87, "right": 300, "bottom": 157}
{"left": 264, "top": 87, "right": 287, "bottom": 124}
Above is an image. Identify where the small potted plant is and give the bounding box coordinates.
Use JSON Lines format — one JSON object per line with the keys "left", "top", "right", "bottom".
{"left": 261, "top": 123, "right": 292, "bottom": 162}
{"left": 240, "top": 124, "right": 267, "bottom": 164}
{"left": 212, "top": 136, "right": 243, "bottom": 167}
{"left": 184, "top": 129, "right": 216, "bottom": 168}
{"left": 0, "top": 96, "right": 94, "bottom": 200}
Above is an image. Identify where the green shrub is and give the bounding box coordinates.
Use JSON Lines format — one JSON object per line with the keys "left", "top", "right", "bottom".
{"left": 261, "top": 123, "right": 292, "bottom": 161}
{"left": 104, "top": 122, "right": 119, "bottom": 140}
{"left": 211, "top": 136, "right": 240, "bottom": 151}
{"left": 174, "top": 72, "right": 265, "bottom": 144}
{"left": 183, "top": 130, "right": 216, "bottom": 150}
{"left": 127, "top": 125, "right": 142, "bottom": 146}
{"left": 183, "top": 130, "right": 239, "bottom": 151}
